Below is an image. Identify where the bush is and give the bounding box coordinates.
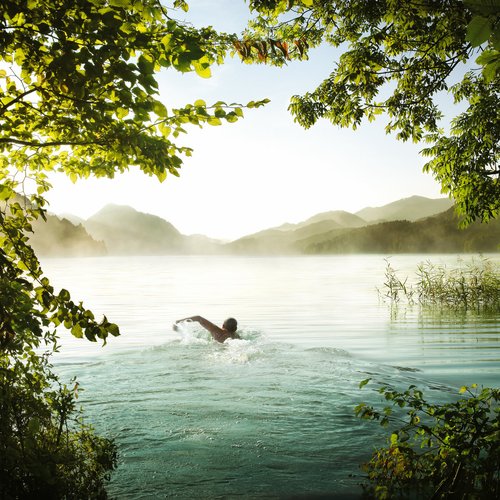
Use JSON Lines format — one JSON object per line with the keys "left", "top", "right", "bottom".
{"left": 356, "top": 382, "right": 500, "bottom": 499}
{"left": 0, "top": 259, "right": 117, "bottom": 499}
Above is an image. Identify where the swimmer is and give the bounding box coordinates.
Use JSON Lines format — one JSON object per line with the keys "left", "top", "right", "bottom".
{"left": 173, "top": 316, "right": 240, "bottom": 343}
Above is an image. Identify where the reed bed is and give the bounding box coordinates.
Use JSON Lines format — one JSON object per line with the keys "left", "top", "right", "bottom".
{"left": 381, "top": 257, "right": 500, "bottom": 311}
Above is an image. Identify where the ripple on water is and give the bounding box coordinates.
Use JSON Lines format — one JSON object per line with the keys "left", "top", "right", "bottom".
{"left": 42, "top": 254, "right": 500, "bottom": 498}
{"left": 54, "top": 333, "right": 468, "bottom": 499}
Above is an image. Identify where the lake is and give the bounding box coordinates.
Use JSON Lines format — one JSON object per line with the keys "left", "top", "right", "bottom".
{"left": 42, "top": 254, "right": 500, "bottom": 499}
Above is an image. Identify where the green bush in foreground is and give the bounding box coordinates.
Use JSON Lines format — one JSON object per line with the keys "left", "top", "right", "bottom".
{"left": 0, "top": 265, "right": 117, "bottom": 498}
{"left": 356, "top": 382, "right": 500, "bottom": 499}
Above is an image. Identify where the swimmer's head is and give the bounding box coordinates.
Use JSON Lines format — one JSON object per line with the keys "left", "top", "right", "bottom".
{"left": 223, "top": 317, "right": 237, "bottom": 333}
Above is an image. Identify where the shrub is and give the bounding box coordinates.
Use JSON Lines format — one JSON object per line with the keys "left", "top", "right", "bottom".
{"left": 356, "top": 382, "right": 500, "bottom": 499}
{"left": 0, "top": 262, "right": 117, "bottom": 499}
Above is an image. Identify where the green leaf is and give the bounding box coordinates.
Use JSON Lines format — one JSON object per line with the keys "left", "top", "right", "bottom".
{"left": 108, "top": 323, "right": 120, "bottom": 337}
{"left": 14, "top": 48, "right": 25, "bottom": 65}
{"left": 138, "top": 54, "right": 154, "bottom": 75}
{"left": 109, "top": 0, "right": 129, "bottom": 7}
{"left": 476, "top": 49, "right": 500, "bottom": 65}
{"left": 194, "top": 63, "right": 211, "bottom": 78}
{"left": 158, "top": 122, "right": 171, "bottom": 137}
{"left": 359, "top": 378, "right": 372, "bottom": 389}
{"left": 226, "top": 112, "right": 238, "bottom": 123}
{"left": 466, "top": 16, "right": 492, "bottom": 46}
{"left": 174, "top": 0, "right": 189, "bottom": 12}
{"left": 194, "top": 99, "right": 206, "bottom": 107}
{"left": 476, "top": 49, "right": 500, "bottom": 80}
{"left": 71, "top": 323, "right": 83, "bottom": 338}
{"left": 464, "top": 0, "right": 500, "bottom": 17}
{"left": 207, "top": 116, "right": 222, "bottom": 126}
{"left": 152, "top": 101, "right": 168, "bottom": 118}
{"left": 0, "top": 185, "right": 13, "bottom": 201}
{"left": 58, "top": 289, "right": 71, "bottom": 301}
{"left": 116, "top": 107, "right": 129, "bottom": 119}
{"left": 156, "top": 169, "right": 167, "bottom": 182}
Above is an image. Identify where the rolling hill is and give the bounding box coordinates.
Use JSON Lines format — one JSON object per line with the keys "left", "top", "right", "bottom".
{"left": 226, "top": 210, "right": 366, "bottom": 254}
{"left": 355, "top": 195, "right": 454, "bottom": 222}
{"left": 84, "top": 204, "right": 221, "bottom": 255}
{"left": 84, "top": 205, "right": 185, "bottom": 255}
{"left": 301, "top": 208, "right": 500, "bottom": 254}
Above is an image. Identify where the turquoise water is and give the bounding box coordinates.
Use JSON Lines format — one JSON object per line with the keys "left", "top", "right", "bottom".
{"left": 43, "top": 255, "right": 500, "bottom": 498}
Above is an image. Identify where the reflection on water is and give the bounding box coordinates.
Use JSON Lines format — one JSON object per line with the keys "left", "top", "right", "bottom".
{"left": 43, "top": 255, "right": 500, "bottom": 498}
{"left": 383, "top": 303, "right": 500, "bottom": 386}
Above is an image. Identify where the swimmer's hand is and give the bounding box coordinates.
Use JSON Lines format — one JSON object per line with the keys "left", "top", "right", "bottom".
{"left": 175, "top": 317, "right": 194, "bottom": 324}
{"left": 173, "top": 317, "right": 194, "bottom": 331}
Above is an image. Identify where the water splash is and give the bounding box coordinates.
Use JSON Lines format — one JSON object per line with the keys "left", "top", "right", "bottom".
{"left": 208, "top": 338, "right": 264, "bottom": 365}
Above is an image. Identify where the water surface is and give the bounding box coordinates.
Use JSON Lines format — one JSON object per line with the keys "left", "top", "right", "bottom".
{"left": 43, "top": 255, "right": 500, "bottom": 498}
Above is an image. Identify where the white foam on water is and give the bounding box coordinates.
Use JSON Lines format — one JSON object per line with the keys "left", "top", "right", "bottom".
{"left": 208, "top": 338, "right": 264, "bottom": 365}
{"left": 171, "top": 324, "right": 267, "bottom": 364}
{"left": 174, "top": 322, "right": 211, "bottom": 345}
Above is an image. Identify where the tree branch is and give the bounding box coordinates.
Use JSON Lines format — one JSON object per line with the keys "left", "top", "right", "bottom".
{"left": 0, "top": 137, "right": 107, "bottom": 148}
{"left": 0, "top": 88, "right": 38, "bottom": 116}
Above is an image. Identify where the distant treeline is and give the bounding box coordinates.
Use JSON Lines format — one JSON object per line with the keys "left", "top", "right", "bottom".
{"left": 30, "top": 215, "right": 106, "bottom": 257}
{"left": 302, "top": 209, "right": 500, "bottom": 254}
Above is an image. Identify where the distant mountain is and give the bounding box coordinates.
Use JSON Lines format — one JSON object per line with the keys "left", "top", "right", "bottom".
{"left": 0, "top": 194, "right": 104, "bottom": 257}
{"left": 84, "top": 204, "right": 222, "bottom": 255}
{"left": 44, "top": 195, "right": 497, "bottom": 256}
{"left": 225, "top": 228, "right": 296, "bottom": 254}
{"left": 356, "top": 195, "right": 454, "bottom": 223}
{"left": 30, "top": 215, "right": 106, "bottom": 257}
{"left": 302, "top": 208, "right": 500, "bottom": 254}
{"left": 226, "top": 210, "right": 366, "bottom": 254}
{"left": 182, "top": 233, "right": 224, "bottom": 255}
{"left": 296, "top": 210, "right": 366, "bottom": 229}
{"left": 84, "top": 204, "right": 185, "bottom": 255}
{"left": 59, "top": 213, "right": 85, "bottom": 226}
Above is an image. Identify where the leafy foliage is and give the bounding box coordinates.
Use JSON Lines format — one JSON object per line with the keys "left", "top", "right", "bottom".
{"left": 0, "top": 266, "right": 117, "bottom": 498}
{"left": 356, "top": 382, "right": 500, "bottom": 499}
{"left": 239, "top": 0, "right": 500, "bottom": 225}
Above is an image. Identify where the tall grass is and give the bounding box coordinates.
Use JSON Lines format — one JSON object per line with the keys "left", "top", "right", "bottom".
{"left": 381, "top": 257, "right": 500, "bottom": 311}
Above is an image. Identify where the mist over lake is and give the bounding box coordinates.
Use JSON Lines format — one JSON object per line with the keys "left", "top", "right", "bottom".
{"left": 44, "top": 254, "right": 500, "bottom": 498}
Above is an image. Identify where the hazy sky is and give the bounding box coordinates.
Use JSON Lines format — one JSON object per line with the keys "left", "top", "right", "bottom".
{"left": 46, "top": 1, "right": 446, "bottom": 240}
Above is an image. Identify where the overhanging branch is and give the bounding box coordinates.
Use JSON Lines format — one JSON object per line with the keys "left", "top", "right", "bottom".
{"left": 0, "top": 137, "right": 107, "bottom": 148}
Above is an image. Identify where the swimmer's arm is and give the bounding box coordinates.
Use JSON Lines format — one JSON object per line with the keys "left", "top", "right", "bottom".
{"left": 174, "top": 315, "right": 226, "bottom": 342}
